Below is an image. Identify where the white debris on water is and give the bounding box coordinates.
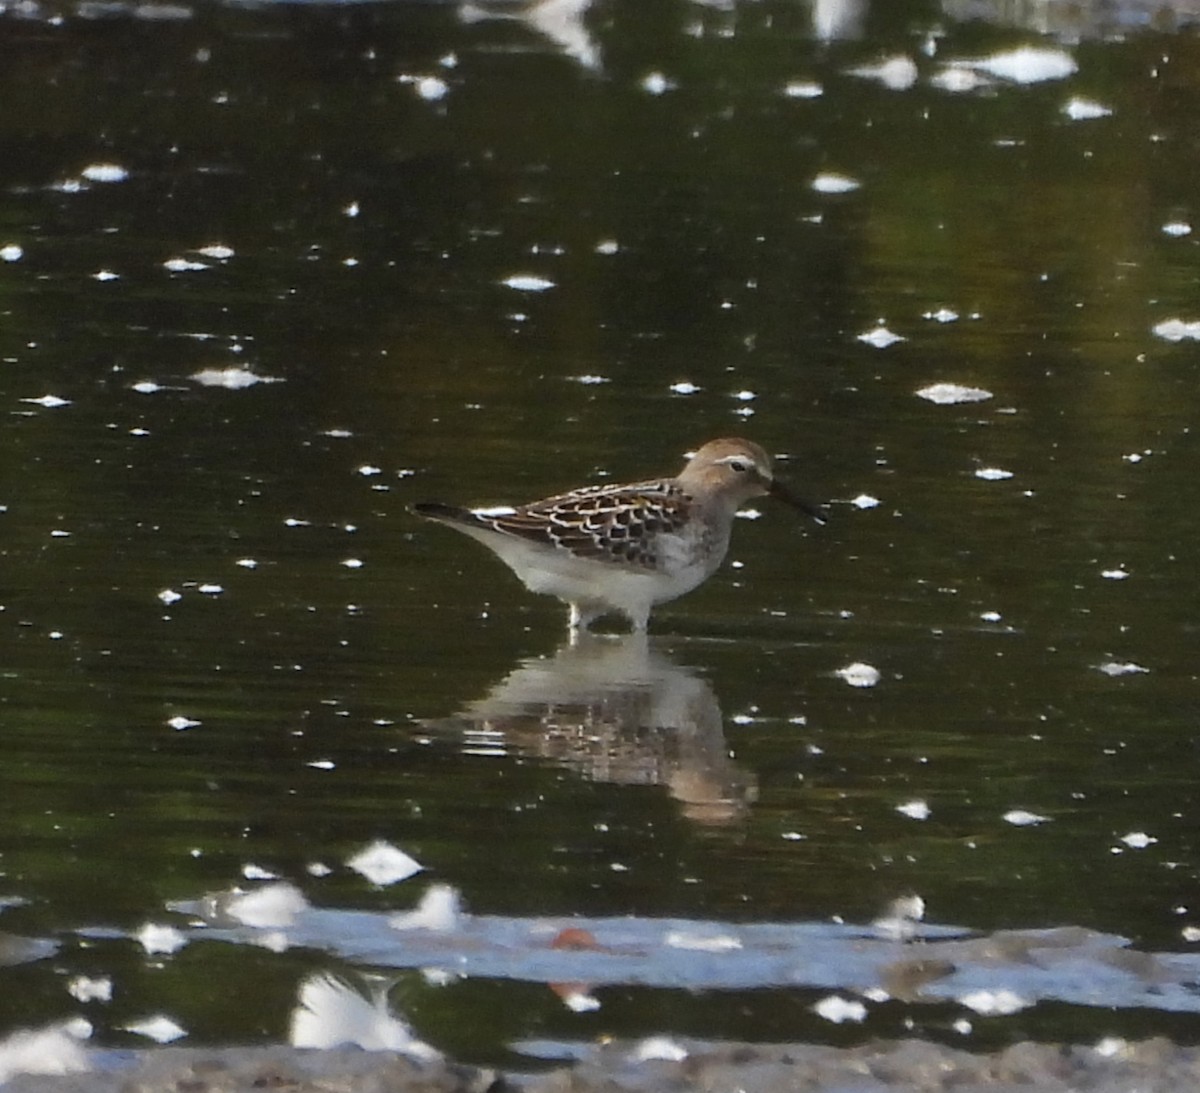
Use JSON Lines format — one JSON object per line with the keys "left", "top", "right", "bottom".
{"left": 812, "top": 995, "right": 867, "bottom": 1023}
{"left": 0, "top": 1019, "right": 91, "bottom": 1083}
{"left": 348, "top": 840, "right": 423, "bottom": 887}
{"left": 1162, "top": 221, "right": 1192, "bottom": 237}
{"left": 1095, "top": 661, "right": 1149, "bottom": 677}
{"left": 0, "top": 243, "right": 23, "bottom": 262}
{"left": 896, "top": 799, "right": 931, "bottom": 821}
{"left": 390, "top": 884, "right": 463, "bottom": 932}
{"left": 1101, "top": 567, "right": 1130, "bottom": 580}
{"left": 1152, "top": 318, "right": 1200, "bottom": 341}
{"left": 81, "top": 162, "right": 129, "bottom": 182}
{"left": 21, "top": 395, "right": 70, "bottom": 408}
{"left": 846, "top": 55, "right": 918, "bottom": 90}
{"left": 782, "top": 79, "right": 823, "bottom": 98}
{"left": 197, "top": 243, "right": 235, "bottom": 259}
{"left": 634, "top": 1036, "right": 688, "bottom": 1061}
{"left": 191, "top": 367, "right": 282, "bottom": 388}
{"left": 158, "top": 589, "right": 182, "bottom": 605}
{"left": 858, "top": 324, "right": 905, "bottom": 348}
{"left": 67, "top": 976, "right": 112, "bottom": 1003}
{"left": 958, "top": 988, "right": 1031, "bottom": 1015}
{"left": 948, "top": 46, "right": 1077, "bottom": 84}
{"left": 836, "top": 662, "right": 880, "bottom": 688}
{"left": 1004, "top": 809, "right": 1050, "bottom": 826}
{"left": 227, "top": 883, "right": 309, "bottom": 928}
{"left": 916, "top": 382, "right": 993, "bottom": 404}
{"left": 1119, "top": 831, "right": 1158, "bottom": 849}
{"left": 123, "top": 1015, "right": 187, "bottom": 1043}
{"left": 670, "top": 380, "right": 701, "bottom": 395}
{"left": 1063, "top": 97, "right": 1112, "bottom": 121}
{"left": 975, "top": 467, "right": 1013, "bottom": 480}
{"left": 501, "top": 274, "right": 555, "bottom": 292}
{"left": 640, "top": 71, "right": 674, "bottom": 95}
{"left": 163, "top": 257, "right": 210, "bottom": 272}
{"left": 924, "top": 306, "right": 959, "bottom": 322}
{"left": 811, "top": 172, "right": 860, "bottom": 194}
{"left": 852, "top": 494, "right": 880, "bottom": 509}
{"left": 137, "top": 923, "right": 186, "bottom": 955}
{"left": 166, "top": 715, "right": 200, "bottom": 731}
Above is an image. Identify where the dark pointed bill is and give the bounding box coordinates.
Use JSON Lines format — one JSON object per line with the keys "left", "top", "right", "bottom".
{"left": 769, "top": 478, "right": 828, "bottom": 525}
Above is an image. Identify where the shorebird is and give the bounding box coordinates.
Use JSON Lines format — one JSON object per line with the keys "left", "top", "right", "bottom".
{"left": 412, "top": 437, "right": 826, "bottom": 631}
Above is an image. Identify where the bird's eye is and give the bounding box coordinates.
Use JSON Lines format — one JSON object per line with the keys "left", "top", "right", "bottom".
{"left": 728, "top": 459, "right": 750, "bottom": 473}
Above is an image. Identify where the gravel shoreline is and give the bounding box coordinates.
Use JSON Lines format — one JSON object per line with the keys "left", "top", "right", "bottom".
{"left": 5, "top": 1037, "right": 1200, "bottom": 1093}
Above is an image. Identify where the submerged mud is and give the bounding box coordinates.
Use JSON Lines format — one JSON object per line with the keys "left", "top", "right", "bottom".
{"left": 6, "top": 1037, "right": 1200, "bottom": 1093}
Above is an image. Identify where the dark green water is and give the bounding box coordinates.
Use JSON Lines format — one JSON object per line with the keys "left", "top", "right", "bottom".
{"left": 2, "top": 0, "right": 1200, "bottom": 1061}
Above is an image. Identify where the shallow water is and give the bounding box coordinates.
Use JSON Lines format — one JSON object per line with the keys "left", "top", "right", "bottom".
{"left": 1, "top": 0, "right": 1200, "bottom": 1066}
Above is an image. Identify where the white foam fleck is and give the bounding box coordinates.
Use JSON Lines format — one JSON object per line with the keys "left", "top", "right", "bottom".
{"left": 191, "top": 367, "right": 282, "bottom": 388}
{"left": 0, "top": 1020, "right": 91, "bottom": 1083}
{"left": 634, "top": 1036, "right": 688, "bottom": 1061}
{"left": 21, "top": 395, "right": 70, "bottom": 408}
{"left": 782, "top": 80, "right": 823, "bottom": 99}
{"left": 811, "top": 172, "right": 860, "bottom": 194}
{"left": 0, "top": 243, "right": 23, "bottom": 262}
{"left": 1095, "top": 661, "right": 1149, "bottom": 677}
{"left": 1153, "top": 318, "right": 1200, "bottom": 342}
{"left": 836, "top": 662, "right": 880, "bottom": 688}
{"left": 975, "top": 467, "right": 1013, "bottom": 480}
{"left": 389, "top": 884, "right": 462, "bottom": 931}
{"left": 415, "top": 76, "right": 449, "bottom": 101}
{"left": 812, "top": 995, "right": 867, "bottom": 1023}
{"left": 81, "top": 162, "right": 129, "bottom": 182}
{"left": 958, "top": 988, "right": 1030, "bottom": 1015}
{"left": 67, "top": 976, "right": 112, "bottom": 1003}
{"left": 846, "top": 55, "right": 918, "bottom": 90}
{"left": 640, "top": 71, "right": 673, "bottom": 95}
{"left": 670, "top": 380, "right": 701, "bottom": 394}
{"left": 1101, "top": 567, "right": 1130, "bottom": 580}
{"left": 951, "top": 46, "right": 1077, "bottom": 84}
{"left": 924, "top": 306, "right": 959, "bottom": 322}
{"left": 1162, "top": 221, "right": 1192, "bottom": 237}
{"left": 163, "top": 257, "right": 210, "bottom": 272}
{"left": 916, "top": 382, "right": 993, "bottom": 404}
{"left": 932, "top": 66, "right": 991, "bottom": 93}
{"left": 1063, "top": 97, "right": 1112, "bottom": 120}
{"left": 501, "top": 274, "right": 555, "bottom": 292}
{"left": 1003, "top": 809, "right": 1049, "bottom": 826}
{"left": 1119, "top": 831, "right": 1157, "bottom": 849}
{"left": 348, "top": 840, "right": 423, "bottom": 886}
{"left": 123, "top": 1015, "right": 186, "bottom": 1043}
{"left": 896, "top": 799, "right": 931, "bottom": 821}
{"left": 858, "top": 324, "right": 905, "bottom": 348}
{"left": 167, "top": 715, "right": 200, "bottom": 731}
{"left": 851, "top": 494, "right": 880, "bottom": 509}
{"left": 136, "top": 923, "right": 186, "bottom": 955}
{"left": 158, "top": 589, "right": 182, "bottom": 605}
{"left": 227, "top": 883, "right": 309, "bottom": 928}
{"left": 92, "top": 269, "right": 120, "bottom": 281}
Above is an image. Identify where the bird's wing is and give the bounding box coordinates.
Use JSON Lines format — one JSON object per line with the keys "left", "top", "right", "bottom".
{"left": 479, "top": 479, "right": 694, "bottom": 567}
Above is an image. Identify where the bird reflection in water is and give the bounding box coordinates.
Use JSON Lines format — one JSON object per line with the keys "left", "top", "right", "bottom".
{"left": 425, "top": 632, "right": 756, "bottom": 826}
